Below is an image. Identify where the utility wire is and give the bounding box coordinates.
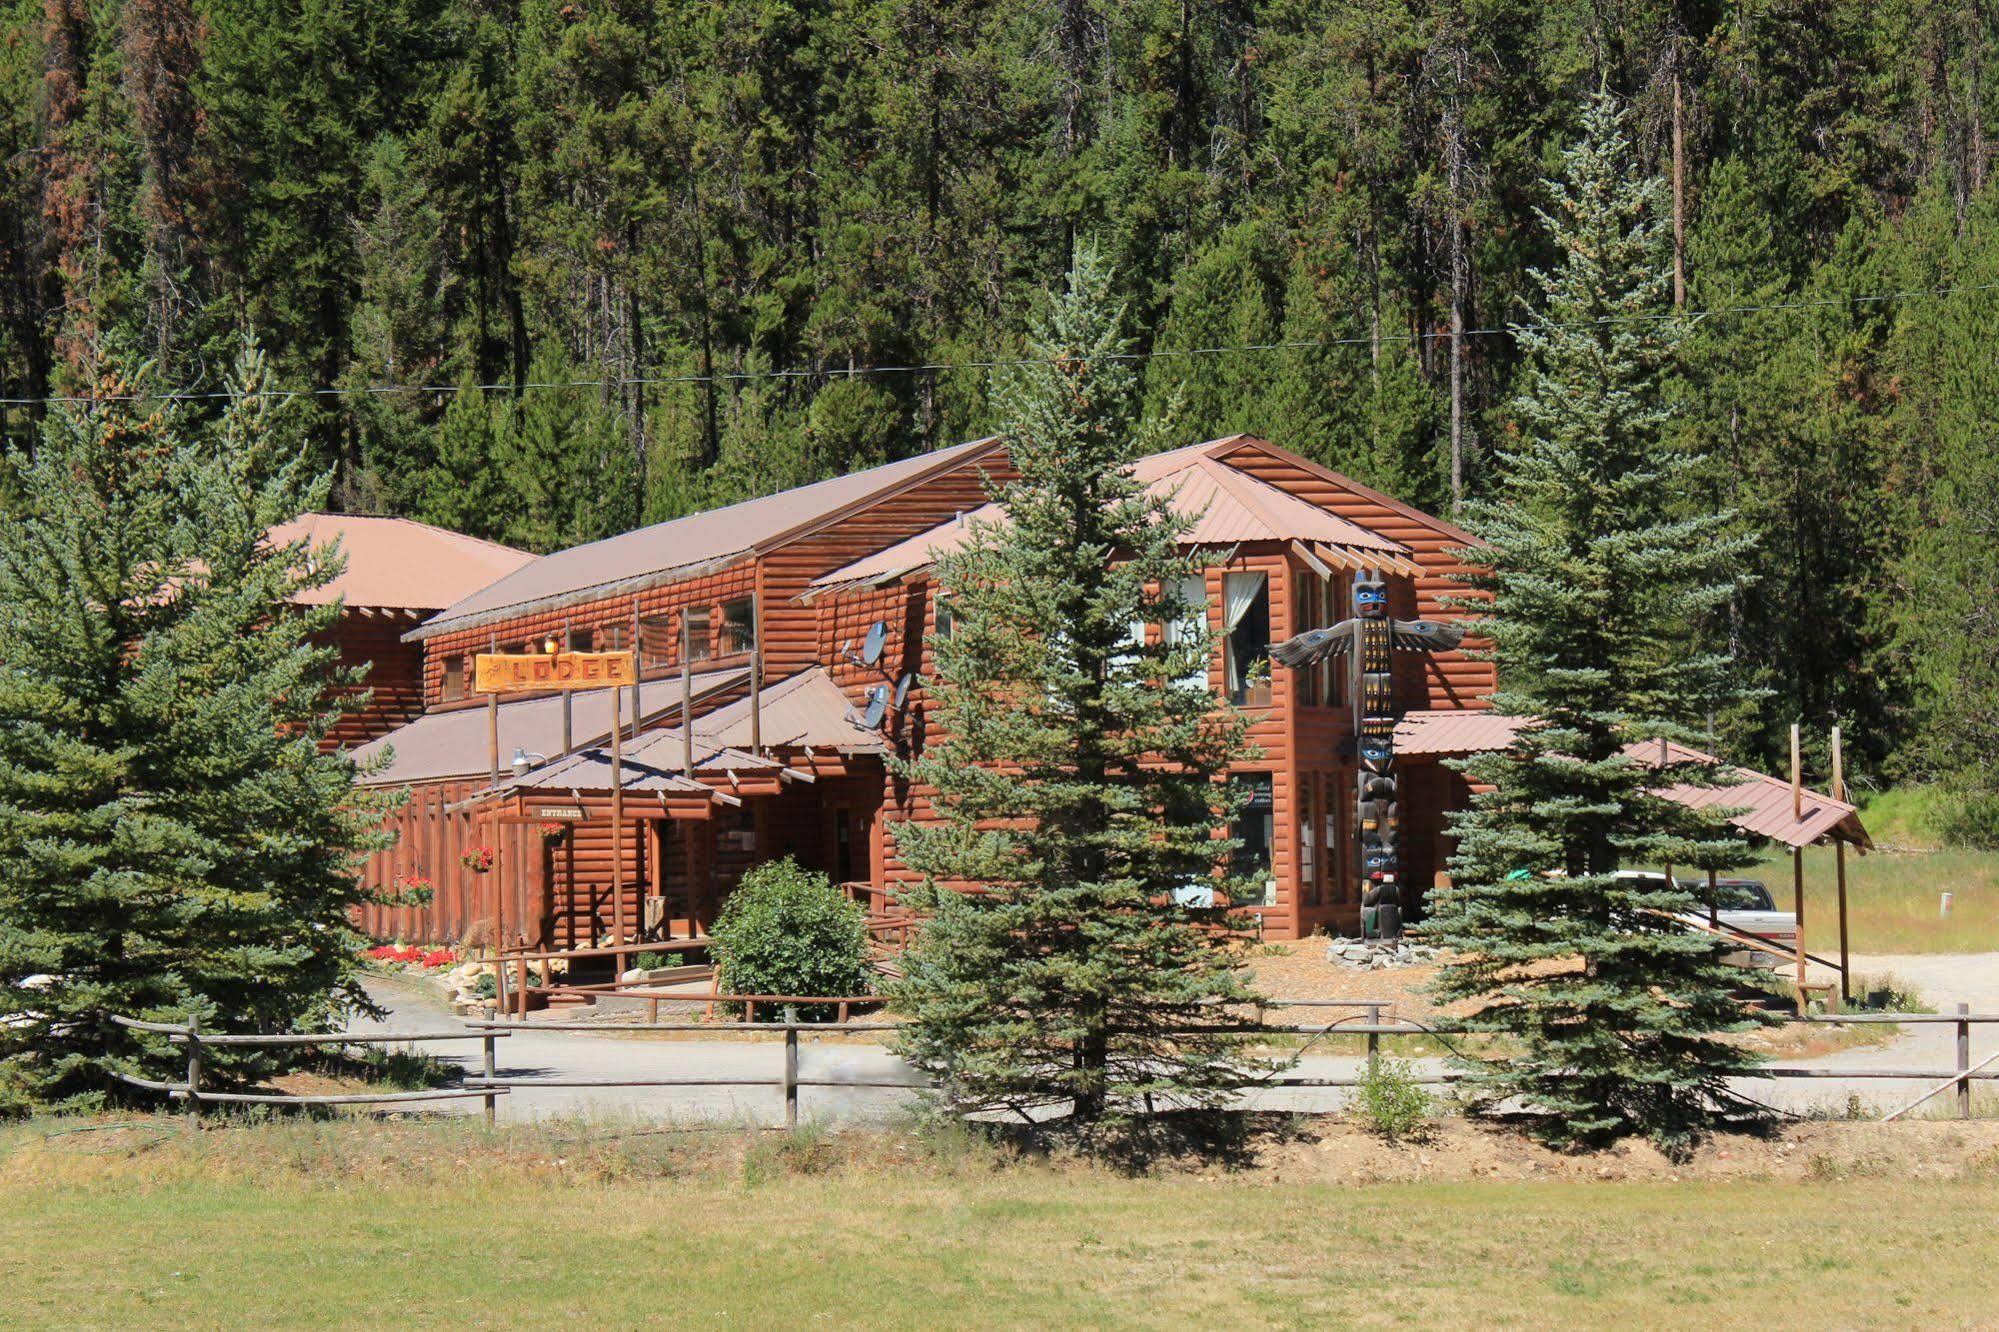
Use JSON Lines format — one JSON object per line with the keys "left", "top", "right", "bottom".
{"left": 4, "top": 279, "right": 1996, "bottom": 408}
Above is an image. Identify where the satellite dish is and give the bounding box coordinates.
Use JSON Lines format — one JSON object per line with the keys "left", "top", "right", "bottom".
{"left": 861, "top": 684, "right": 890, "bottom": 729}
{"left": 893, "top": 673, "right": 918, "bottom": 707}
{"left": 861, "top": 620, "right": 888, "bottom": 666}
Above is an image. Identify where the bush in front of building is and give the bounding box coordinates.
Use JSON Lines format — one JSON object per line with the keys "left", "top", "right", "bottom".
{"left": 710, "top": 858, "right": 871, "bottom": 1021}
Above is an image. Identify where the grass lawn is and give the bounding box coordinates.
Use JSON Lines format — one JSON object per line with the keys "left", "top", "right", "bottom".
{"left": 3, "top": 1118, "right": 1995, "bottom": 1328}
{"left": 1745, "top": 842, "right": 1999, "bottom": 955}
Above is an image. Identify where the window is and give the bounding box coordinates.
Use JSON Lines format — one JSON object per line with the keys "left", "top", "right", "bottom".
{"left": 1322, "top": 573, "right": 1347, "bottom": 704}
{"left": 1223, "top": 571, "right": 1271, "bottom": 707}
{"left": 685, "top": 607, "right": 713, "bottom": 662}
{"left": 441, "top": 654, "right": 466, "bottom": 702}
{"left": 1293, "top": 573, "right": 1321, "bottom": 706}
{"left": 1231, "top": 774, "right": 1276, "bottom": 906}
{"left": 932, "top": 593, "right": 954, "bottom": 639}
{"left": 718, "top": 597, "right": 755, "bottom": 656}
{"left": 638, "top": 615, "right": 675, "bottom": 675}
{"left": 598, "top": 621, "right": 629, "bottom": 653}
{"left": 570, "top": 625, "right": 597, "bottom": 652}
{"left": 1166, "top": 574, "right": 1209, "bottom": 690}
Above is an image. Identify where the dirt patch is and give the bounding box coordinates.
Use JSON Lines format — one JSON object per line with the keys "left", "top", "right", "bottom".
{"left": 1234, "top": 1116, "right": 1999, "bottom": 1185}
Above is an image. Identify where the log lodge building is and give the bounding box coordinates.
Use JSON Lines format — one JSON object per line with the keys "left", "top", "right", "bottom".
{"left": 346, "top": 434, "right": 1865, "bottom": 956}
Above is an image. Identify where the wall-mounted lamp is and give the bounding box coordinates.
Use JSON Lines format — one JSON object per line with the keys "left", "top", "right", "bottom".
{"left": 510, "top": 747, "right": 548, "bottom": 778}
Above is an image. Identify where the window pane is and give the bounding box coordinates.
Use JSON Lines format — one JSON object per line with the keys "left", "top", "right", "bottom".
{"left": 638, "top": 616, "right": 675, "bottom": 674}
{"left": 718, "top": 598, "right": 755, "bottom": 655}
{"left": 1223, "top": 572, "right": 1270, "bottom": 706}
{"left": 598, "top": 622, "right": 629, "bottom": 653}
{"left": 1167, "top": 574, "right": 1208, "bottom": 690}
{"left": 685, "top": 608, "right": 712, "bottom": 661}
{"left": 441, "top": 654, "right": 465, "bottom": 702}
{"left": 1231, "top": 774, "right": 1275, "bottom": 906}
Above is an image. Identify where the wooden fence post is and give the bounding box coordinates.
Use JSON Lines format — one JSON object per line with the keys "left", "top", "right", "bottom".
{"left": 783, "top": 1004, "right": 799, "bottom": 1131}
{"left": 1366, "top": 1003, "right": 1380, "bottom": 1077}
{"left": 483, "top": 1032, "right": 498, "bottom": 1128}
{"left": 184, "top": 1012, "right": 201, "bottom": 1112}
{"left": 1959, "top": 1003, "right": 1972, "bottom": 1121}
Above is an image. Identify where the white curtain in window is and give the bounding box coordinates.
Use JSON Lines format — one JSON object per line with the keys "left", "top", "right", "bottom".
{"left": 1222, "top": 571, "right": 1266, "bottom": 694}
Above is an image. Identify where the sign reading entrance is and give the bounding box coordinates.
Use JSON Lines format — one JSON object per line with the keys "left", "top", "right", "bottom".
{"left": 474, "top": 650, "right": 635, "bottom": 694}
{"left": 532, "top": 806, "right": 586, "bottom": 821}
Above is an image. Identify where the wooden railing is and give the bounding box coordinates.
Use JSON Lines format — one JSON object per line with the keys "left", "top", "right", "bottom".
{"left": 106, "top": 1002, "right": 1999, "bottom": 1128}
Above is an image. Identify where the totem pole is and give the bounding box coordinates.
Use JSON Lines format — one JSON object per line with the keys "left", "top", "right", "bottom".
{"left": 1270, "top": 571, "right": 1464, "bottom": 940}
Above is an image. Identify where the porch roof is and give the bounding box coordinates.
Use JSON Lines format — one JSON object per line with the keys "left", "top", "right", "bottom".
{"left": 351, "top": 666, "right": 749, "bottom": 786}
{"left": 801, "top": 439, "right": 1420, "bottom": 601}
{"left": 685, "top": 667, "right": 888, "bottom": 755}
{"left": 476, "top": 735, "right": 782, "bottom": 801}
{"left": 1391, "top": 710, "right": 1870, "bottom": 850}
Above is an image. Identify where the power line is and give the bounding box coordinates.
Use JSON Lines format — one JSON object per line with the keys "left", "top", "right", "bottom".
{"left": 4, "top": 279, "right": 1996, "bottom": 409}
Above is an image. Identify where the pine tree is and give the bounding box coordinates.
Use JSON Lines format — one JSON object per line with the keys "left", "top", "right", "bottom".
{"left": 1422, "top": 94, "right": 1768, "bottom": 1157}
{"left": 0, "top": 341, "right": 392, "bottom": 1111}
{"left": 888, "top": 247, "right": 1265, "bottom": 1147}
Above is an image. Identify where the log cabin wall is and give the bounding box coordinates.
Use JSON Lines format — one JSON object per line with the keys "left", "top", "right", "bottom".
{"left": 760, "top": 459, "right": 1011, "bottom": 678}
{"left": 322, "top": 610, "right": 428, "bottom": 751}
{"left": 419, "top": 562, "right": 762, "bottom": 710}
{"left": 1216, "top": 441, "right": 1495, "bottom": 709}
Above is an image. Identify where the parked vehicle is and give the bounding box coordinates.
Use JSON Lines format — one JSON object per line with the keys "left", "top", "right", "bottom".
{"left": 1615, "top": 871, "right": 1798, "bottom": 968}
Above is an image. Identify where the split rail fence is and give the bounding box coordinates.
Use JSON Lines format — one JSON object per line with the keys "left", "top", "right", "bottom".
{"left": 107, "top": 1002, "right": 1999, "bottom": 1129}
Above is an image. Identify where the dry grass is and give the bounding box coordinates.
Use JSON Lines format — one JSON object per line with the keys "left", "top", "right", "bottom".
{"left": 1748, "top": 843, "right": 1999, "bottom": 954}
{"left": 2, "top": 1115, "right": 1995, "bottom": 1328}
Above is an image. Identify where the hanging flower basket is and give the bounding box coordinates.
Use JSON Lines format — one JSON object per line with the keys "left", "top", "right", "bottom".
{"left": 537, "top": 821, "right": 570, "bottom": 841}
{"left": 459, "top": 845, "right": 496, "bottom": 873}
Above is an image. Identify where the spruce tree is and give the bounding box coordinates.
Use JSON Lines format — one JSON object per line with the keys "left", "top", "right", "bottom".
{"left": 1423, "top": 94, "right": 1768, "bottom": 1156}
{"left": 0, "top": 342, "right": 391, "bottom": 1110}
{"left": 889, "top": 247, "right": 1264, "bottom": 1145}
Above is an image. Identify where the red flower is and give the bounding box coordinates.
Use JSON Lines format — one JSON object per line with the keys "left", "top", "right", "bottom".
{"left": 459, "top": 845, "right": 496, "bottom": 873}
{"left": 420, "top": 948, "right": 457, "bottom": 968}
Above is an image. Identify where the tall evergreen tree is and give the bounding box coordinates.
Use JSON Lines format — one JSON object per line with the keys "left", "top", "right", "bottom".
{"left": 1423, "top": 94, "right": 1768, "bottom": 1156}
{"left": 0, "top": 342, "right": 391, "bottom": 1111}
{"left": 889, "top": 248, "right": 1264, "bottom": 1144}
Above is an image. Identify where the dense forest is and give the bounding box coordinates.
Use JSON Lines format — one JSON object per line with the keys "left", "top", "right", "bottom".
{"left": 1, "top": 0, "right": 1996, "bottom": 818}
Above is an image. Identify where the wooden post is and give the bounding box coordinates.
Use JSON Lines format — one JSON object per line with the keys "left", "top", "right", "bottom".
{"left": 1958, "top": 1002, "right": 1973, "bottom": 1120}
{"left": 1793, "top": 845, "right": 1807, "bottom": 1017}
{"left": 495, "top": 937, "right": 508, "bottom": 1017}
{"left": 783, "top": 1004, "right": 800, "bottom": 1130}
{"left": 681, "top": 617, "right": 695, "bottom": 778}
{"left": 1832, "top": 725, "right": 1851, "bottom": 1007}
{"left": 750, "top": 591, "right": 763, "bottom": 756}
{"left": 1366, "top": 1002, "right": 1381, "bottom": 1078}
{"left": 488, "top": 632, "right": 500, "bottom": 787}
{"left": 631, "top": 595, "right": 642, "bottom": 740}
{"left": 561, "top": 620, "right": 574, "bottom": 757}
{"left": 516, "top": 956, "right": 529, "bottom": 1019}
{"left": 612, "top": 682, "right": 626, "bottom": 947}
{"left": 1799, "top": 716, "right": 1815, "bottom": 820}
{"left": 184, "top": 1016, "right": 201, "bottom": 1112}
{"left": 1707, "top": 866, "right": 1719, "bottom": 930}
{"left": 482, "top": 1032, "right": 498, "bottom": 1127}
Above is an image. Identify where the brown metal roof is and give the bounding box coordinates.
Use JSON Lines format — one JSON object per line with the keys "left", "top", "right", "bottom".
{"left": 683, "top": 667, "right": 888, "bottom": 755}
{"left": 408, "top": 437, "right": 1004, "bottom": 640}
{"left": 805, "top": 439, "right": 1417, "bottom": 599}
{"left": 350, "top": 667, "right": 748, "bottom": 786}
{"left": 268, "top": 513, "right": 534, "bottom": 611}
{"left": 1391, "top": 711, "right": 1868, "bottom": 849}
{"left": 479, "top": 736, "right": 780, "bottom": 800}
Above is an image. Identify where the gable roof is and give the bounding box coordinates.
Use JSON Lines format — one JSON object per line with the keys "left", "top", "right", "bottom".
{"left": 268, "top": 513, "right": 534, "bottom": 612}
{"left": 1392, "top": 711, "right": 1869, "bottom": 849}
{"left": 803, "top": 437, "right": 1420, "bottom": 599}
{"left": 407, "top": 437, "right": 1005, "bottom": 641}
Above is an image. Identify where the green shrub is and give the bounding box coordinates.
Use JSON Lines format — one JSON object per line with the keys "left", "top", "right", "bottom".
{"left": 710, "top": 858, "right": 871, "bottom": 1021}
{"left": 1353, "top": 1056, "right": 1431, "bottom": 1142}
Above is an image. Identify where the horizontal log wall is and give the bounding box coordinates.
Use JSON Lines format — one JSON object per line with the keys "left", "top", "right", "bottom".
{"left": 420, "top": 564, "right": 760, "bottom": 709}
{"left": 323, "top": 611, "right": 427, "bottom": 751}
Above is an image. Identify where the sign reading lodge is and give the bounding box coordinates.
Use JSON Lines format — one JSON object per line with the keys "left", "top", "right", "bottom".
{"left": 474, "top": 650, "right": 636, "bottom": 694}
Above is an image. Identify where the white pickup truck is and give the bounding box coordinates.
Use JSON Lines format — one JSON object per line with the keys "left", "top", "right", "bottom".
{"left": 1615, "top": 871, "right": 1799, "bottom": 967}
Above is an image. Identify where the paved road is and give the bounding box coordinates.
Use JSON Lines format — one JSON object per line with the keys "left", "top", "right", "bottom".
{"left": 357, "top": 955, "right": 1998, "bottom": 1125}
